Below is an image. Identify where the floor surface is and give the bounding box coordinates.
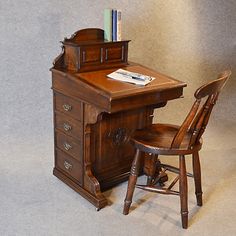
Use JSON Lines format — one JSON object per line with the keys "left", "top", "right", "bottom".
{"left": 1, "top": 119, "right": 236, "bottom": 236}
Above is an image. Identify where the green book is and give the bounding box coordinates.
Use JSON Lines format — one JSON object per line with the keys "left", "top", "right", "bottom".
{"left": 104, "top": 9, "right": 112, "bottom": 41}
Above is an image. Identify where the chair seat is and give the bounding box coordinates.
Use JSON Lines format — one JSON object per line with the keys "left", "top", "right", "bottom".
{"left": 131, "top": 124, "right": 202, "bottom": 155}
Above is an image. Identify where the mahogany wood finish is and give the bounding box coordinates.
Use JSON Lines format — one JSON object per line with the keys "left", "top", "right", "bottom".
{"left": 51, "top": 28, "right": 186, "bottom": 210}
{"left": 123, "top": 70, "right": 231, "bottom": 228}
{"left": 62, "top": 28, "right": 129, "bottom": 72}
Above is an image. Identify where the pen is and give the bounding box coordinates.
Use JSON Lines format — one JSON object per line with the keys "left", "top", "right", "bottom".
{"left": 131, "top": 76, "right": 146, "bottom": 81}
{"left": 116, "top": 71, "right": 149, "bottom": 81}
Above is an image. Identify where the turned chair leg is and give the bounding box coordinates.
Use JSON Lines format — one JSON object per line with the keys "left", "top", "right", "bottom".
{"left": 192, "top": 151, "right": 203, "bottom": 206}
{"left": 179, "top": 155, "right": 188, "bottom": 229}
{"left": 146, "top": 176, "right": 153, "bottom": 186}
{"left": 123, "top": 149, "right": 142, "bottom": 215}
{"left": 146, "top": 154, "right": 158, "bottom": 185}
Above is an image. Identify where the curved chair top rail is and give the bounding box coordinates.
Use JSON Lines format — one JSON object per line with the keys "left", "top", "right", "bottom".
{"left": 194, "top": 70, "right": 231, "bottom": 99}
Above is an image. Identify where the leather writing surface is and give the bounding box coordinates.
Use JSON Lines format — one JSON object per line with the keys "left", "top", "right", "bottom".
{"left": 76, "top": 64, "right": 186, "bottom": 99}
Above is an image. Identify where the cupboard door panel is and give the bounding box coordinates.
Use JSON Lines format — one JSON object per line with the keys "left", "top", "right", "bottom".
{"left": 91, "top": 108, "right": 152, "bottom": 183}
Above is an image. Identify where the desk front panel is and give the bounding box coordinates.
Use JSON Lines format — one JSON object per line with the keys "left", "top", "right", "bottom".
{"left": 90, "top": 107, "right": 154, "bottom": 190}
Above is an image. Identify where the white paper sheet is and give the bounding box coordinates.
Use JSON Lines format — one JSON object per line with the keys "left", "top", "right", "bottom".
{"left": 107, "top": 69, "right": 155, "bottom": 86}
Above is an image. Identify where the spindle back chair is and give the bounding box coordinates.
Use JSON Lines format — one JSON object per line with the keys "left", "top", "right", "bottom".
{"left": 123, "top": 70, "right": 231, "bottom": 229}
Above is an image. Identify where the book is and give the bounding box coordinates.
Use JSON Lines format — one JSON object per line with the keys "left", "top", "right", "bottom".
{"left": 104, "top": 9, "right": 112, "bottom": 41}
{"left": 112, "top": 9, "right": 117, "bottom": 41}
{"left": 104, "top": 9, "right": 122, "bottom": 41}
{"left": 117, "top": 10, "right": 122, "bottom": 41}
{"left": 107, "top": 69, "right": 156, "bottom": 86}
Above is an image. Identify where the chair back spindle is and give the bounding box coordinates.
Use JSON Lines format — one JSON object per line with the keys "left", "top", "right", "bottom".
{"left": 171, "top": 70, "right": 231, "bottom": 149}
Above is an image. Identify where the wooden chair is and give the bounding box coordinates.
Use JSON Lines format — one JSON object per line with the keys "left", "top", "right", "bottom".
{"left": 123, "top": 70, "right": 231, "bottom": 229}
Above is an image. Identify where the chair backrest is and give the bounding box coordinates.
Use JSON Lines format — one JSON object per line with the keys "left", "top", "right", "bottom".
{"left": 171, "top": 70, "right": 231, "bottom": 149}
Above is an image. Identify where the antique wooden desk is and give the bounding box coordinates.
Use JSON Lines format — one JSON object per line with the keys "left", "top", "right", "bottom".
{"left": 51, "top": 28, "right": 186, "bottom": 210}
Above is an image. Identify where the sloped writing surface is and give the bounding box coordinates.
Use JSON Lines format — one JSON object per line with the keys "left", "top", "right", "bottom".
{"left": 76, "top": 64, "right": 186, "bottom": 99}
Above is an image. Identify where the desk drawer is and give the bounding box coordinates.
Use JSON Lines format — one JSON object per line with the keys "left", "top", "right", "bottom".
{"left": 80, "top": 45, "right": 102, "bottom": 68}
{"left": 54, "top": 93, "right": 82, "bottom": 121}
{"left": 55, "top": 149, "right": 82, "bottom": 184}
{"left": 103, "top": 43, "right": 125, "bottom": 64}
{"left": 56, "top": 131, "right": 82, "bottom": 161}
{"left": 55, "top": 112, "right": 82, "bottom": 139}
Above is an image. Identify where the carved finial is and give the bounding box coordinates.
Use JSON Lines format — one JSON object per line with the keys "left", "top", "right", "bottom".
{"left": 52, "top": 45, "right": 65, "bottom": 67}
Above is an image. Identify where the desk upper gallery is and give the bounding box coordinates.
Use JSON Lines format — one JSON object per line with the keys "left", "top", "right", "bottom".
{"left": 50, "top": 28, "right": 186, "bottom": 210}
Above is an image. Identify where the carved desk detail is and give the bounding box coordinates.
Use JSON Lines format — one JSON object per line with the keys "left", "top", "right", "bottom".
{"left": 107, "top": 128, "right": 130, "bottom": 146}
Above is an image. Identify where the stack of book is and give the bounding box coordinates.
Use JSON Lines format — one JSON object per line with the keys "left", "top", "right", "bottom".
{"left": 104, "top": 9, "right": 122, "bottom": 41}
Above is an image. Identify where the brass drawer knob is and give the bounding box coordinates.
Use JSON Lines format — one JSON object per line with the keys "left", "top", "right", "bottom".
{"left": 63, "top": 104, "right": 72, "bottom": 112}
{"left": 63, "top": 142, "right": 72, "bottom": 151}
{"left": 63, "top": 123, "right": 72, "bottom": 132}
{"left": 64, "top": 161, "right": 72, "bottom": 170}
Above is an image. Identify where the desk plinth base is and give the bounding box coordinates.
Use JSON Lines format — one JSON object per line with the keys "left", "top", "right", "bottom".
{"left": 53, "top": 166, "right": 168, "bottom": 210}
{"left": 53, "top": 167, "right": 132, "bottom": 209}
{"left": 53, "top": 168, "right": 107, "bottom": 209}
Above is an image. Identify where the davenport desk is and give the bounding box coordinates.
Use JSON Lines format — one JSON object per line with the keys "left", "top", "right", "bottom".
{"left": 51, "top": 28, "right": 186, "bottom": 210}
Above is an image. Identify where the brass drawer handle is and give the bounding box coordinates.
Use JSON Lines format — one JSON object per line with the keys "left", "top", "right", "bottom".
{"left": 63, "top": 123, "right": 72, "bottom": 132}
{"left": 63, "top": 142, "right": 72, "bottom": 151}
{"left": 64, "top": 161, "right": 72, "bottom": 170}
{"left": 63, "top": 104, "right": 72, "bottom": 112}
